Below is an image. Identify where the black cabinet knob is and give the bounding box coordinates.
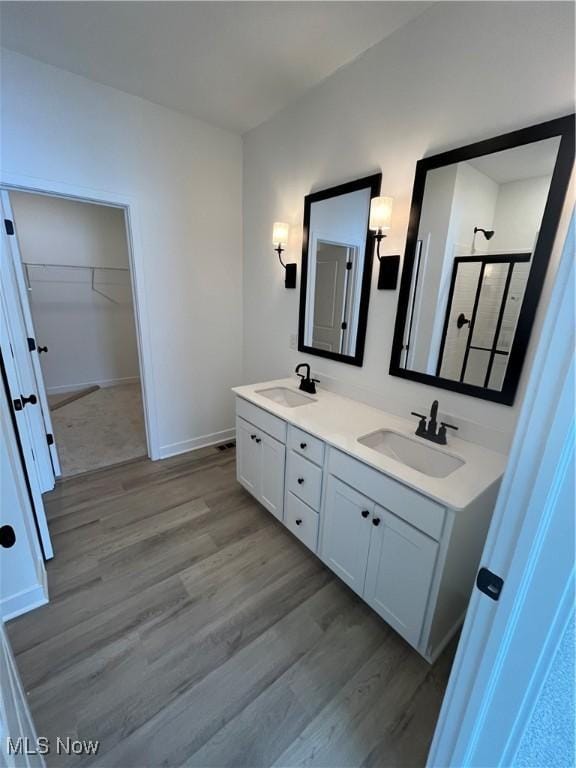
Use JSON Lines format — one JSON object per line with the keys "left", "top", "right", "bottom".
{"left": 297, "top": 477, "right": 304, "bottom": 484}
{"left": 0, "top": 525, "right": 16, "bottom": 548}
{"left": 295, "top": 519, "right": 302, "bottom": 526}
{"left": 255, "top": 438, "right": 261, "bottom": 444}
{"left": 38, "top": 345, "right": 48, "bottom": 354}
{"left": 372, "top": 517, "right": 381, "bottom": 526}
{"left": 21, "top": 394, "right": 37, "bottom": 407}
{"left": 361, "top": 509, "right": 370, "bottom": 518}
{"left": 250, "top": 434, "right": 256, "bottom": 440}
{"left": 300, "top": 442, "right": 307, "bottom": 449}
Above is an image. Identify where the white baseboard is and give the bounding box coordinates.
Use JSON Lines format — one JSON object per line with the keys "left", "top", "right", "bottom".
{"left": 158, "top": 428, "right": 235, "bottom": 460}
{"left": 1, "top": 582, "right": 49, "bottom": 622}
{"left": 47, "top": 376, "right": 139, "bottom": 394}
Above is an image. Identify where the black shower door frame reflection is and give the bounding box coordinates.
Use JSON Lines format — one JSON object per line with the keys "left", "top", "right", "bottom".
{"left": 436, "top": 253, "right": 531, "bottom": 389}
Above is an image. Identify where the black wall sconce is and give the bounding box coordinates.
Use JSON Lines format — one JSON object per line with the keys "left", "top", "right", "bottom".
{"left": 273, "top": 221, "right": 296, "bottom": 288}
{"left": 369, "top": 196, "right": 400, "bottom": 290}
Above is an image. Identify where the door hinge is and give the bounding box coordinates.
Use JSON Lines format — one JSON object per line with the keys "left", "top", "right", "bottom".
{"left": 341, "top": 321, "right": 347, "bottom": 330}
{"left": 4, "top": 219, "right": 14, "bottom": 236}
{"left": 346, "top": 261, "right": 353, "bottom": 270}
{"left": 476, "top": 567, "right": 504, "bottom": 601}
{"left": 27, "top": 337, "right": 36, "bottom": 352}
{"left": 46, "top": 433, "right": 54, "bottom": 446}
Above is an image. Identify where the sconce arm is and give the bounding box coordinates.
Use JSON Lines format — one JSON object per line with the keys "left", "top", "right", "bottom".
{"left": 275, "top": 245, "right": 287, "bottom": 270}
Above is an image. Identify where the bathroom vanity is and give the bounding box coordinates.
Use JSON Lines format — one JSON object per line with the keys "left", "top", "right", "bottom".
{"left": 233, "top": 379, "right": 506, "bottom": 662}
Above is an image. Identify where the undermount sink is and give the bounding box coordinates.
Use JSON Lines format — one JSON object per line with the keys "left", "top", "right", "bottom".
{"left": 255, "top": 386, "right": 316, "bottom": 408}
{"left": 358, "top": 429, "right": 465, "bottom": 478}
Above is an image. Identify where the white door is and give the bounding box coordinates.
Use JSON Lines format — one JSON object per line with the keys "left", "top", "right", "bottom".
{"left": 312, "top": 242, "right": 350, "bottom": 353}
{"left": 1, "top": 191, "right": 61, "bottom": 477}
{"left": 0, "top": 292, "right": 53, "bottom": 560}
{"left": 0, "top": 622, "right": 44, "bottom": 768}
{"left": 236, "top": 418, "right": 260, "bottom": 497}
{"left": 0, "top": 228, "right": 55, "bottom": 494}
{"left": 364, "top": 507, "right": 438, "bottom": 647}
{"left": 260, "top": 433, "right": 285, "bottom": 520}
{"left": 321, "top": 477, "right": 373, "bottom": 595}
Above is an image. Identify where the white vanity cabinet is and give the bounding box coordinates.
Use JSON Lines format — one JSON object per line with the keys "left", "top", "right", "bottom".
{"left": 236, "top": 398, "right": 287, "bottom": 521}
{"left": 321, "top": 474, "right": 439, "bottom": 647}
{"left": 234, "top": 390, "right": 501, "bottom": 662}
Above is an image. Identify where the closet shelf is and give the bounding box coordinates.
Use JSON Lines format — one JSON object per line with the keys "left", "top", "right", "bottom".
{"left": 22, "top": 262, "right": 130, "bottom": 305}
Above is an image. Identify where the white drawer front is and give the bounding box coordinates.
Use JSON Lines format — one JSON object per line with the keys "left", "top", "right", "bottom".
{"left": 288, "top": 426, "right": 325, "bottom": 467}
{"left": 235, "top": 397, "right": 287, "bottom": 444}
{"left": 328, "top": 448, "right": 445, "bottom": 540}
{"left": 286, "top": 450, "right": 322, "bottom": 510}
{"left": 285, "top": 492, "right": 319, "bottom": 553}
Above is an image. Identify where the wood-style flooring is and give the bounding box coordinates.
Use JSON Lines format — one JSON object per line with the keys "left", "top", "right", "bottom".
{"left": 7, "top": 446, "right": 456, "bottom": 767}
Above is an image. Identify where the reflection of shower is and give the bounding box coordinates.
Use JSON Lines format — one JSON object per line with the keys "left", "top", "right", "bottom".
{"left": 474, "top": 226, "right": 495, "bottom": 240}
{"left": 471, "top": 226, "right": 495, "bottom": 255}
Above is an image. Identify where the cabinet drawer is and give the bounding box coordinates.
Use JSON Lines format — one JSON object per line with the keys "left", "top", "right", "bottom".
{"left": 288, "top": 426, "right": 325, "bottom": 467}
{"left": 328, "top": 448, "right": 445, "bottom": 540}
{"left": 236, "top": 397, "right": 286, "bottom": 444}
{"left": 286, "top": 450, "right": 322, "bottom": 510}
{"left": 285, "top": 492, "right": 319, "bottom": 553}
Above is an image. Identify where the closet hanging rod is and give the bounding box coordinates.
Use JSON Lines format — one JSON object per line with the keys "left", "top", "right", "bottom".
{"left": 22, "top": 261, "right": 129, "bottom": 271}
{"left": 22, "top": 262, "right": 129, "bottom": 305}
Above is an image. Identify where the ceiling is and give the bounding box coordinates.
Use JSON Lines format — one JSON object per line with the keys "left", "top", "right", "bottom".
{"left": 468, "top": 137, "right": 561, "bottom": 184}
{"left": 0, "top": 1, "right": 432, "bottom": 134}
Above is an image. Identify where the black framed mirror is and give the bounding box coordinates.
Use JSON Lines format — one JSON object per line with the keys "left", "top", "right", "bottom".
{"left": 298, "top": 173, "right": 381, "bottom": 366}
{"left": 390, "top": 115, "right": 574, "bottom": 405}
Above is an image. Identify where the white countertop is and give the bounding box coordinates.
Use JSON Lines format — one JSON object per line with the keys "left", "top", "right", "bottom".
{"left": 232, "top": 378, "right": 507, "bottom": 511}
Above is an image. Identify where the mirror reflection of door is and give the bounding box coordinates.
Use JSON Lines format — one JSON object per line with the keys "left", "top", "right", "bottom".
{"left": 312, "top": 241, "right": 355, "bottom": 354}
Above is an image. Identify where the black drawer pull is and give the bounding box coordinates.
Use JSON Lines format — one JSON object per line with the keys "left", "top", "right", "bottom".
{"left": 372, "top": 517, "right": 381, "bottom": 527}
{"left": 250, "top": 434, "right": 256, "bottom": 440}
{"left": 297, "top": 477, "right": 304, "bottom": 485}
{"left": 361, "top": 509, "right": 370, "bottom": 518}
{"left": 38, "top": 345, "right": 48, "bottom": 354}
{"left": 295, "top": 519, "right": 302, "bottom": 526}
{"left": 255, "top": 438, "right": 261, "bottom": 444}
{"left": 21, "top": 394, "right": 37, "bottom": 407}
{"left": 300, "top": 442, "right": 307, "bottom": 449}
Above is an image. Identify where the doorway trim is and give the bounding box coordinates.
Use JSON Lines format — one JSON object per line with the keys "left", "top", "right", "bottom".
{"left": 1, "top": 171, "right": 161, "bottom": 461}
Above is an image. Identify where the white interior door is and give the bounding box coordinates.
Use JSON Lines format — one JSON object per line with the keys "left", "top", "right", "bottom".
{"left": 0, "top": 622, "right": 44, "bottom": 768}
{"left": 1, "top": 191, "right": 61, "bottom": 476}
{"left": 0, "top": 273, "right": 53, "bottom": 559}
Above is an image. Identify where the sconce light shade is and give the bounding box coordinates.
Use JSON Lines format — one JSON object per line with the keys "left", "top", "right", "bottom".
{"left": 273, "top": 221, "right": 296, "bottom": 288}
{"left": 369, "top": 196, "right": 394, "bottom": 232}
{"left": 272, "top": 221, "right": 290, "bottom": 247}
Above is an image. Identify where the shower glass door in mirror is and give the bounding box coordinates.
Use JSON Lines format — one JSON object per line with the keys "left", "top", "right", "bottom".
{"left": 299, "top": 174, "right": 381, "bottom": 366}
{"left": 391, "top": 116, "right": 574, "bottom": 405}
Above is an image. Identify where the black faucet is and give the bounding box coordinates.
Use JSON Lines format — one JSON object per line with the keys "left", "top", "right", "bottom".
{"left": 295, "top": 363, "right": 319, "bottom": 395}
{"left": 411, "top": 400, "right": 458, "bottom": 445}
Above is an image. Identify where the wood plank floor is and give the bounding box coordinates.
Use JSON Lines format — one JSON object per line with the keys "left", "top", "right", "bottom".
{"left": 7, "top": 447, "right": 456, "bottom": 767}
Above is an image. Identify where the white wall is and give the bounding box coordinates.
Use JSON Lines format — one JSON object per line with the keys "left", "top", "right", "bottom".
{"left": 490, "top": 176, "right": 553, "bottom": 254}
{"left": 1, "top": 49, "right": 243, "bottom": 457}
{"left": 242, "top": 1, "right": 574, "bottom": 450}
{"left": 10, "top": 191, "right": 140, "bottom": 393}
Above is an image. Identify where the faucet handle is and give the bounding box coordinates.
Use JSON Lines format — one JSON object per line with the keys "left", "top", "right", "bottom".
{"left": 440, "top": 421, "right": 458, "bottom": 431}
{"left": 411, "top": 411, "right": 427, "bottom": 421}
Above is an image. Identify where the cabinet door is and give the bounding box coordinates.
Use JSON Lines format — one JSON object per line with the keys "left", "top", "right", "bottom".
{"left": 364, "top": 507, "right": 438, "bottom": 647}
{"left": 260, "top": 432, "right": 286, "bottom": 520}
{"left": 236, "top": 418, "right": 260, "bottom": 496}
{"left": 321, "top": 476, "right": 374, "bottom": 596}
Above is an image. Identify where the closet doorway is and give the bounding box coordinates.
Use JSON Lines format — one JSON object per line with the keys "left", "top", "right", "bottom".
{"left": 4, "top": 190, "right": 149, "bottom": 477}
